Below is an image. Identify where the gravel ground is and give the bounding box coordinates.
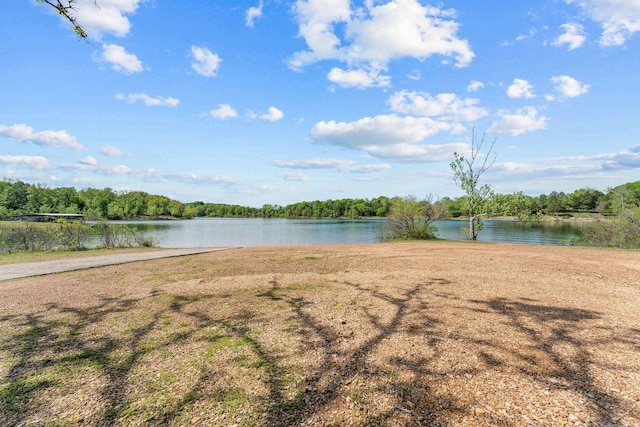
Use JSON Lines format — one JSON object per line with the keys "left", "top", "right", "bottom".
{"left": 1, "top": 242, "right": 639, "bottom": 426}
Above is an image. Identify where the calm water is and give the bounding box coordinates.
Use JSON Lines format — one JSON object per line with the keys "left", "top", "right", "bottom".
{"left": 111, "top": 218, "right": 583, "bottom": 248}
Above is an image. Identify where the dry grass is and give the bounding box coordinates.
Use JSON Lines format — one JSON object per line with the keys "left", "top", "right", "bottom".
{"left": 1, "top": 242, "right": 639, "bottom": 426}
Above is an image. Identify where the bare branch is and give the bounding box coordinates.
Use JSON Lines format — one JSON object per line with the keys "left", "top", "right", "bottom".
{"left": 37, "top": 0, "right": 89, "bottom": 39}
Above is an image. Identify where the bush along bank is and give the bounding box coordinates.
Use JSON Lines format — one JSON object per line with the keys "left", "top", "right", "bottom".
{"left": 0, "top": 221, "right": 156, "bottom": 254}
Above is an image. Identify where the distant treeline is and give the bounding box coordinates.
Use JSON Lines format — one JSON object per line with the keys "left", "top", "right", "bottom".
{"left": 1, "top": 179, "right": 639, "bottom": 221}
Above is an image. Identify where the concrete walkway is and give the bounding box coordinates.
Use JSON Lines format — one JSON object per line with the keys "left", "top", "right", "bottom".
{"left": 0, "top": 248, "right": 233, "bottom": 281}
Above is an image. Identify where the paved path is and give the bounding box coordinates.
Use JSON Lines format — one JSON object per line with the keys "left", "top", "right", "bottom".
{"left": 0, "top": 248, "right": 233, "bottom": 281}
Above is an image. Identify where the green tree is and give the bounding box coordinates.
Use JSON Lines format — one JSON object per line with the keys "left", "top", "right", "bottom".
{"left": 52, "top": 186, "right": 81, "bottom": 213}
{"left": 2, "top": 180, "right": 29, "bottom": 212}
{"left": 450, "top": 131, "right": 497, "bottom": 240}
{"left": 25, "top": 183, "right": 52, "bottom": 213}
{"left": 567, "top": 188, "right": 604, "bottom": 212}
{"left": 371, "top": 196, "right": 391, "bottom": 217}
{"left": 488, "top": 192, "right": 542, "bottom": 223}
{"left": 605, "top": 182, "right": 640, "bottom": 216}
{"left": 168, "top": 200, "right": 184, "bottom": 217}
{"left": 545, "top": 191, "right": 568, "bottom": 215}
{"left": 146, "top": 195, "right": 172, "bottom": 217}
{"left": 185, "top": 201, "right": 207, "bottom": 217}
{"left": 78, "top": 187, "right": 116, "bottom": 219}
{"left": 119, "top": 191, "right": 148, "bottom": 217}
{"left": 181, "top": 204, "right": 200, "bottom": 219}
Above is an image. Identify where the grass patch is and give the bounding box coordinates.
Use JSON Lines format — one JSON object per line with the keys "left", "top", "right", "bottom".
{"left": 206, "top": 335, "right": 247, "bottom": 353}
{"left": 67, "top": 348, "right": 99, "bottom": 362}
{"left": 0, "top": 247, "right": 163, "bottom": 266}
{"left": 0, "top": 375, "right": 59, "bottom": 413}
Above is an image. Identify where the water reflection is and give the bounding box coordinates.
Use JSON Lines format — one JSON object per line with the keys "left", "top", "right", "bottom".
{"left": 435, "top": 220, "right": 583, "bottom": 245}
{"left": 99, "top": 218, "right": 583, "bottom": 248}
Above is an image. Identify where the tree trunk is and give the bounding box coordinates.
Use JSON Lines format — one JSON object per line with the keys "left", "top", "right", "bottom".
{"left": 468, "top": 214, "right": 476, "bottom": 240}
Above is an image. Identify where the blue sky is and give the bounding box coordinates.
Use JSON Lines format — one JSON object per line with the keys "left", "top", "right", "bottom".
{"left": 1, "top": 0, "right": 639, "bottom": 206}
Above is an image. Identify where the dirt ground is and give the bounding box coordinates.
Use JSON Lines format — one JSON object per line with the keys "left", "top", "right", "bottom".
{"left": 1, "top": 242, "right": 639, "bottom": 426}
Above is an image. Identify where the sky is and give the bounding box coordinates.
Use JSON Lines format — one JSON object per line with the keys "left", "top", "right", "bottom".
{"left": 1, "top": 0, "right": 640, "bottom": 207}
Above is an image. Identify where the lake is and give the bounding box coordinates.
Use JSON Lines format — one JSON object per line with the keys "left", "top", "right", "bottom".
{"left": 110, "top": 218, "right": 583, "bottom": 248}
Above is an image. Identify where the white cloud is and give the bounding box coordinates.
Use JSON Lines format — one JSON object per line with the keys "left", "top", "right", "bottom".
{"left": 61, "top": 158, "right": 255, "bottom": 189}
{"left": 327, "top": 67, "right": 391, "bottom": 88}
{"left": 493, "top": 161, "right": 600, "bottom": 179}
{"left": 80, "top": 156, "right": 97, "bottom": 166}
{"left": 290, "top": 0, "right": 473, "bottom": 87}
{"left": 551, "top": 75, "right": 590, "bottom": 98}
{"left": 345, "top": 1, "right": 474, "bottom": 66}
{"left": 139, "top": 169, "right": 248, "bottom": 186}
{"left": 140, "top": 168, "right": 197, "bottom": 183}
{"left": 507, "top": 78, "right": 535, "bottom": 99}
{"left": 311, "top": 114, "right": 466, "bottom": 162}
{"left": 260, "top": 106, "right": 284, "bottom": 122}
{"left": 0, "top": 155, "right": 51, "bottom": 170}
{"left": 489, "top": 106, "right": 549, "bottom": 136}
{"left": 0, "top": 123, "right": 83, "bottom": 150}
{"left": 277, "top": 172, "right": 309, "bottom": 181}
{"left": 388, "top": 90, "right": 488, "bottom": 122}
{"left": 313, "top": 115, "right": 448, "bottom": 146}
{"left": 98, "top": 43, "right": 143, "bottom": 74}
{"left": 601, "top": 145, "right": 640, "bottom": 169}
{"left": 55, "top": 159, "right": 264, "bottom": 195}
{"left": 552, "top": 22, "right": 586, "bottom": 50}
{"left": 245, "top": 1, "right": 264, "bottom": 27}
{"left": 190, "top": 46, "right": 221, "bottom": 78}
{"left": 290, "top": 0, "right": 351, "bottom": 67}
{"left": 493, "top": 145, "right": 640, "bottom": 180}
{"left": 273, "top": 158, "right": 390, "bottom": 173}
{"left": 61, "top": 160, "right": 134, "bottom": 175}
{"left": 100, "top": 145, "right": 124, "bottom": 157}
{"left": 56, "top": 0, "right": 144, "bottom": 40}
{"left": 101, "top": 164, "right": 134, "bottom": 175}
{"left": 209, "top": 104, "right": 238, "bottom": 119}
{"left": 500, "top": 28, "right": 537, "bottom": 46}
{"left": 571, "top": 0, "right": 640, "bottom": 46}
{"left": 408, "top": 69, "right": 421, "bottom": 80}
{"left": 553, "top": 145, "right": 640, "bottom": 170}
{"left": 350, "top": 164, "right": 393, "bottom": 173}
{"left": 364, "top": 142, "right": 467, "bottom": 162}
{"left": 467, "top": 80, "right": 485, "bottom": 92}
{"left": 115, "top": 93, "right": 180, "bottom": 106}
{"left": 516, "top": 28, "right": 537, "bottom": 42}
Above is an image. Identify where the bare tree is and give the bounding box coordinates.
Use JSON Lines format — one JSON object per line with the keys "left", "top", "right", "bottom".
{"left": 450, "top": 130, "right": 497, "bottom": 240}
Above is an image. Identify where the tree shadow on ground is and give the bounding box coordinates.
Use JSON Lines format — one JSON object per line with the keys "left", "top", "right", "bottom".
{"left": 1, "top": 275, "right": 639, "bottom": 426}
{"left": 256, "top": 277, "right": 457, "bottom": 426}
{"left": 466, "top": 297, "right": 640, "bottom": 425}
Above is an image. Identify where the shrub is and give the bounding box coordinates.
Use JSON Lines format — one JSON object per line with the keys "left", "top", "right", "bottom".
{"left": 581, "top": 210, "right": 640, "bottom": 249}
{"left": 0, "top": 223, "right": 59, "bottom": 253}
{"left": 58, "top": 220, "right": 92, "bottom": 251}
{"left": 382, "top": 196, "right": 440, "bottom": 240}
{"left": 0, "top": 221, "right": 156, "bottom": 253}
{"left": 93, "top": 222, "right": 156, "bottom": 248}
